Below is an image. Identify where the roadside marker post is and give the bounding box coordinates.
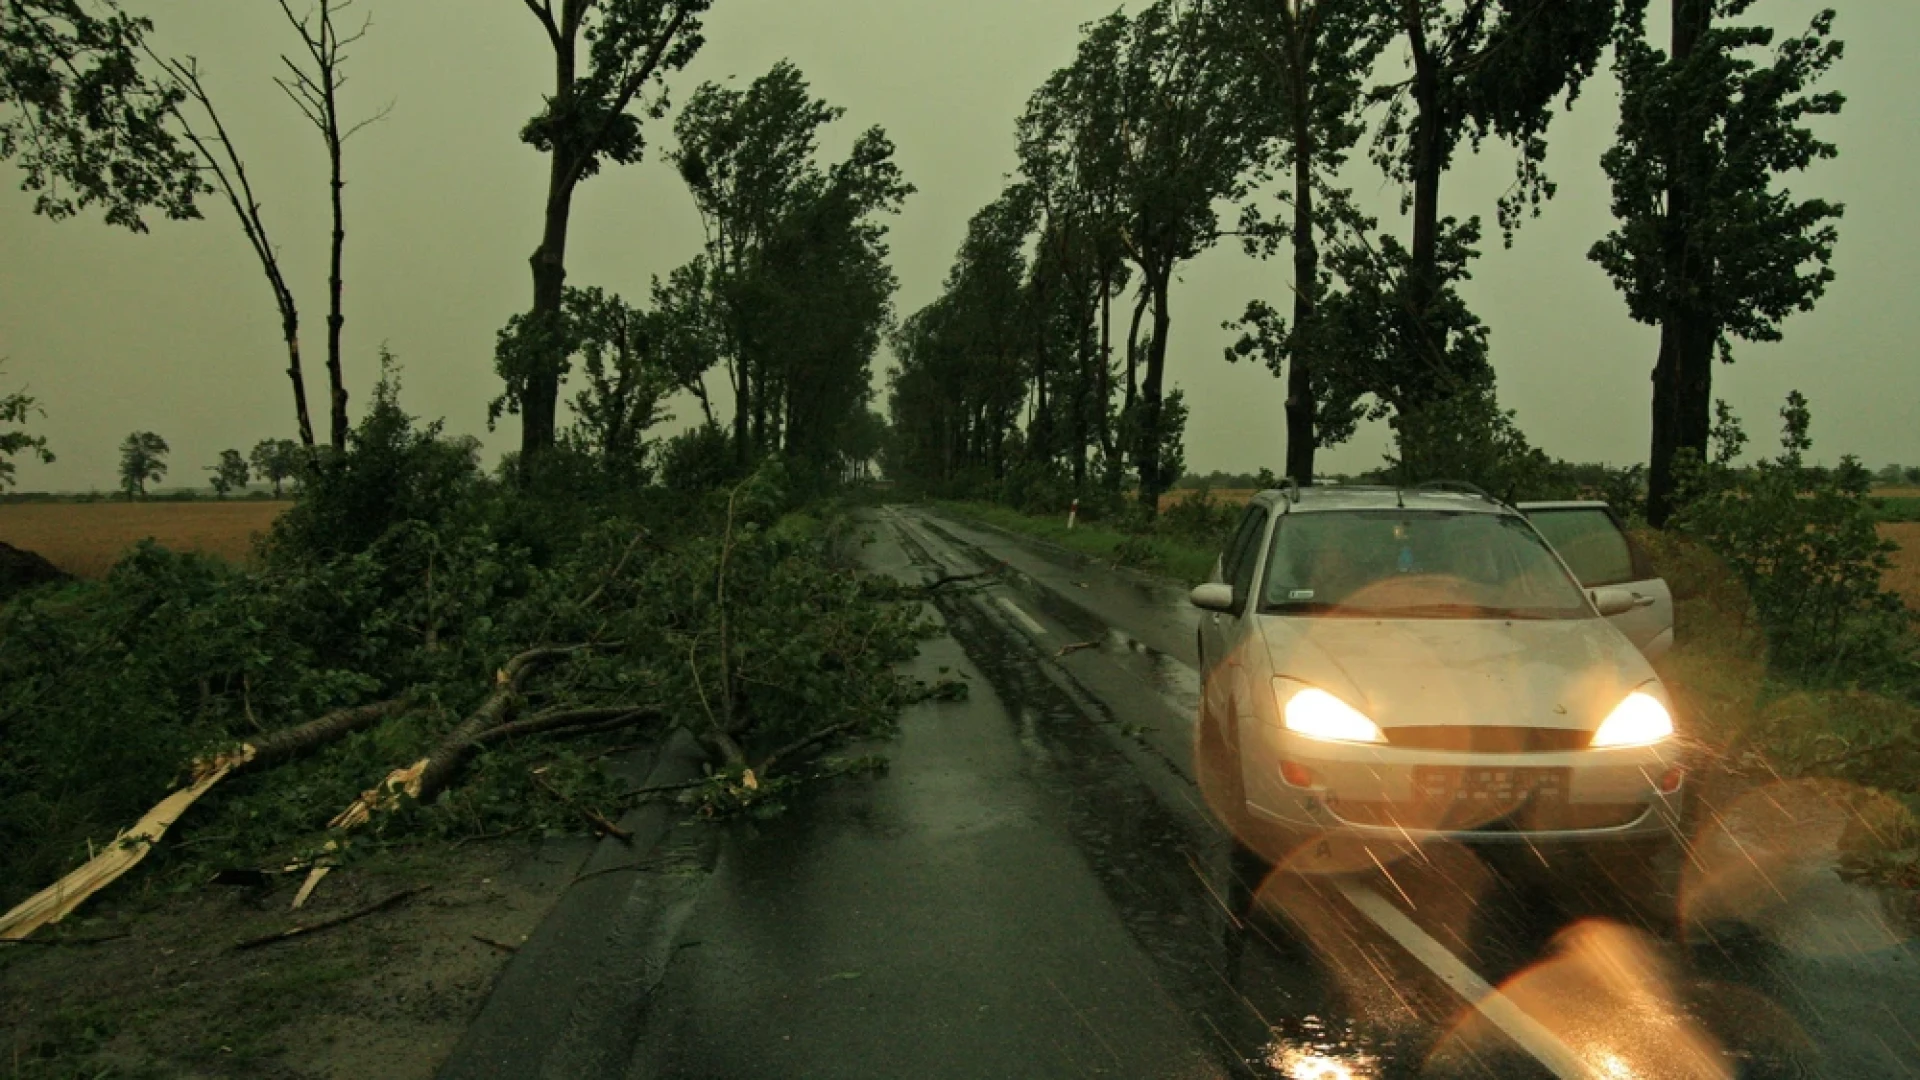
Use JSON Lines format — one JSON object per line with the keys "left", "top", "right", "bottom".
{"left": 1068, "top": 499, "right": 1079, "bottom": 530}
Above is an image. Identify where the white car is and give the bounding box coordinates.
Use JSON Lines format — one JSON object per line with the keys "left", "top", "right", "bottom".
{"left": 1191, "top": 484, "right": 1689, "bottom": 896}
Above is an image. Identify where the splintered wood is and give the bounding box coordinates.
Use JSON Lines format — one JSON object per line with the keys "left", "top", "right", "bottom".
{"left": 0, "top": 746, "right": 257, "bottom": 941}
{"left": 290, "top": 757, "right": 432, "bottom": 909}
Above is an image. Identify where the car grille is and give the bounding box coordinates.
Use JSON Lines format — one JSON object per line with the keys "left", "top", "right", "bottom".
{"left": 1381, "top": 726, "right": 1592, "bottom": 753}
{"left": 1330, "top": 800, "right": 1646, "bottom": 832}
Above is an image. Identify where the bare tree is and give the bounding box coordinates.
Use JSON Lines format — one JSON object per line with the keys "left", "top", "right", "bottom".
{"left": 153, "top": 53, "right": 316, "bottom": 450}
{"left": 273, "top": 0, "right": 392, "bottom": 452}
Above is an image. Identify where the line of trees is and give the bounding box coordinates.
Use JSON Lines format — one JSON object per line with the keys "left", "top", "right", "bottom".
{"left": 887, "top": 0, "right": 1846, "bottom": 527}
{"left": 4, "top": 2, "right": 906, "bottom": 494}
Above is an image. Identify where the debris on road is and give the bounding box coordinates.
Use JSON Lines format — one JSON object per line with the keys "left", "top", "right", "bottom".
{"left": 234, "top": 884, "right": 431, "bottom": 950}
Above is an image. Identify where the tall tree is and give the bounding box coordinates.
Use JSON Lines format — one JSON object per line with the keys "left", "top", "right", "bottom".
{"left": 1, "top": 0, "right": 204, "bottom": 229}
{"left": 117, "top": 430, "right": 167, "bottom": 499}
{"left": 1370, "top": 0, "right": 1628, "bottom": 405}
{"left": 1591, "top": 1, "right": 1844, "bottom": 526}
{"left": 272, "top": 0, "right": 393, "bottom": 452}
{"left": 501, "top": 0, "right": 711, "bottom": 462}
{"left": 0, "top": 364, "right": 53, "bottom": 490}
{"left": 1026, "top": 1, "right": 1266, "bottom": 511}
{"left": 672, "top": 61, "right": 909, "bottom": 470}
{"left": 1219, "top": 0, "right": 1387, "bottom": 484}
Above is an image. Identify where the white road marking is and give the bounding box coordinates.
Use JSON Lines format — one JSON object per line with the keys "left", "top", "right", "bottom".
{"left": 1334, "top": 881, "right": 1593, "bottom": 1079}
{"left": 996, "top": 596, "right": 1047, "bottom": 638}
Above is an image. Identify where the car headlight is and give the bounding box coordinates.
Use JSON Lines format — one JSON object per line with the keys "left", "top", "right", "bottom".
{"left": 1590, "top": 690, "right": 1674, "bottom": 748}
{"left": 1277, "top": 682, "right": 1385, "bottom": 744}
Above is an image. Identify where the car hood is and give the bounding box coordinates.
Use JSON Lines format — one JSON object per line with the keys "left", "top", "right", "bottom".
{"left": 1255, "top": 615, "right": 1658, "bottom": 731}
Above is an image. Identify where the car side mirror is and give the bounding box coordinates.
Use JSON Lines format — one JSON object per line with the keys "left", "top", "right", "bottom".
{"left": 1591, "top": 587, "right": 1637, "bottom": 617}
{"left": 1190, "top": 582, "right": 1237, "bottom": 614}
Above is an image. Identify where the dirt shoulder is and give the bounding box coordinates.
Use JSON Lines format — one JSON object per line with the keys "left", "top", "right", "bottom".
{"left": 1, "top": 833, "right": 593, "bottom": 1079}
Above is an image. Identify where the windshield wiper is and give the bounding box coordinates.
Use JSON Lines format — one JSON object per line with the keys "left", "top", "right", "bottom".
{"left": 1365, "top": 603, "right": 1559, "bottom": 620}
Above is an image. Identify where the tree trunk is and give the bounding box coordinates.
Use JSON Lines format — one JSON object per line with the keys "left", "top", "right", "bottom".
{"left": 1286, "top": 34, "right": 1319, "bottom": 487}
{"left": 1406, "top": 17, "right": 1447, "bottom": 403}
{"left": 520, "top": 22, "right": 580, "bottom": 464}
{"left": 1135, "top": 269, "right": 1173, "bottom": 513}
{"left": 1097, "top": 266, "right": 1114, "bottom": 469}
{"left": 322, "top": 57, "right": 349, "bottom": 453}
{"left": 1648, "top": 0, "right": 1715, "bottom": 528}
{"left": 281, "top": 318, "right": 317, "bottom": 450}
{"left": 523, "top": 158, "right": 574, "bottom": 461}
{"left": 1124, "top": 288, "right": 1148, "bottom": 414}
{"left": 248, "top": 698, "right": 411, "bottom": 770}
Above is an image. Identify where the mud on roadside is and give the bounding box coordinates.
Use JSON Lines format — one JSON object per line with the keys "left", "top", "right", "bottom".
{"left": 1, "top": 833, "right": 593, "bottom": 1079}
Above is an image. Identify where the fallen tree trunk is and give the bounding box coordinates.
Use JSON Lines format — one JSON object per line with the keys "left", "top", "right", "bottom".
{"left": 415, "top": 645, "right": 596, "bottom": 803}
{"left": 474, "top": 704, "right": 659, "bottom": 747}
{"left": 248, "top": 697, "right": 414, "bottom": 769}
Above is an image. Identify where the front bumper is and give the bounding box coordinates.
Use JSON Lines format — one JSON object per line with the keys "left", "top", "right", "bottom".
{"left": 1241, "top": 722, "right": 1689, "bottom": 845}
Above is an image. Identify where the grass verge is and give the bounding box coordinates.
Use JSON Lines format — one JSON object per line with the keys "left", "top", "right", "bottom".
{"left": 930, "top": 500, "right": 1219, "bottom": 585}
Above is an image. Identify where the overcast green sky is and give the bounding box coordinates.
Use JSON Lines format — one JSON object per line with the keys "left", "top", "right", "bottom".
{"left": 1, "top": 0, "right": 1913, "bottom": 492}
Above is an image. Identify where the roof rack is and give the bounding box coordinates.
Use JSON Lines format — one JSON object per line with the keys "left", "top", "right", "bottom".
{"left": 1410, "top": 479, "right": 1506, "bottom": 506}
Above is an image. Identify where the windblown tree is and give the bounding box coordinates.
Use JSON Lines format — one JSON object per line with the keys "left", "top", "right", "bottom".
{"left": 205, "top": 448, "right": 249, "bottom": 498}
{"left": 1218, "top": 0, "right": 1387, "bottom": 484}
{"left": 1365, "top": 0, "right": 1629, "bottom": 412}
{"left": 0, "top": 0, "right": 204, "bottom": 229}
{"left": 500, "top": 0, "right": 712, "bottom": 463}
{"left": 887, "top": 186, "right": 1038, "bottom": 491}
{"left": 117, "top": 430, "right": 167, "bottom": 499}
{"left": 560, "top": 285, "right": 673, "bottom": 481}
{"left": 672, "top": 60, "right": 910, "bottom": 473}
{"left": 1590, "top": 0, "right": 1844, "bottom": 526}
{"left": 1024, "top": 1, "right": 1266, "bottom": 511}
{"left": 0, "top": 365, "right": 53, "bottom": 490}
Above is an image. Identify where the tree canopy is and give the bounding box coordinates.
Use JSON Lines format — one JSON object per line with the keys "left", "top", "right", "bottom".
{"left": 1, "top": 0, "right": 205, "bottom": 230}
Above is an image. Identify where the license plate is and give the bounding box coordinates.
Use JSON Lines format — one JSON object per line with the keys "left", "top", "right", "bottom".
{"left": 1411, "top": 766, "right": 1569, "bottom": 807}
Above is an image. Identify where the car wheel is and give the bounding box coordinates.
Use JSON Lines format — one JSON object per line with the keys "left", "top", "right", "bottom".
{"left": 1197, "top": 701, "right": 1257, "bottom": 852}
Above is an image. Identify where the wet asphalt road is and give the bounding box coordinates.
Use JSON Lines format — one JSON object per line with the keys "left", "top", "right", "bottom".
{"left": 616, "top": 505, "right": 1920, "bottom": 1079}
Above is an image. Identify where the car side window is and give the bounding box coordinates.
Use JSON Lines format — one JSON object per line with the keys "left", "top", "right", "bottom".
{"left": 1528, "top": 509, "right": 1635, "bottom": 587}
{"left": 1225, "top": 506, "right": 1270, "bottom": 611}
{"left": 1217, "top": 505, "right": 1261, "bottom": 582}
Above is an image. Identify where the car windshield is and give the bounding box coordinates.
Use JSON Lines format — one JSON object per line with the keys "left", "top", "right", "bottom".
{"left": 1260, "top": 509, "right": 1592, "bottom": 618}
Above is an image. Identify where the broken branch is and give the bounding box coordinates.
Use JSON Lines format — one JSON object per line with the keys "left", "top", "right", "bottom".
{"left": 756, "top": 720, "right": 861, "bottom": 777}
{"left": 530, "top": 771, "right": 632, "bottom": 843}
{"left": 234, "top": 884, "right": 430, "bottom": 950}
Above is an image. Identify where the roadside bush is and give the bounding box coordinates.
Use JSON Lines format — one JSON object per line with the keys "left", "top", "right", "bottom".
{"left": 270, "top": 357, "right": 484, "bottom": 560}
{"left": 659, "top": 422, "right": 740, "bottom": 495}
{"left": 1670, "top": 393, "right": 1916, "bottom": 687}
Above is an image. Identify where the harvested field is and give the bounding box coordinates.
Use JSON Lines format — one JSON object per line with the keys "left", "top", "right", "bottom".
{"left": 1882, "top": 522, "right": 1920, "bottom": 610}
{"left": 0, "top": 500, "right": 290, "bottom": 578}
{"left": 1159, "top": 487, "right": 1256, "bottom": 512}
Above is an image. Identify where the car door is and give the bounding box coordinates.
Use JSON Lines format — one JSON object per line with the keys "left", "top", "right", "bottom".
{"left": 1200, "top": 503, "right": 1270, "bottom": 719}
{"left": 1518, "top": 501, "right": 1674, "bottom": 659}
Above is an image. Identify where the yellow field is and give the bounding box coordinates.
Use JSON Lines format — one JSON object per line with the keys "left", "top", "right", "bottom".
{"left": 1158, "top": 487, "right": 1257, "bottom": 511}
{"left": 0, "top": 500, "right": 291, "bottom": 579}
{"left": 1882, "top": 523, "right": 1920, "bottom": 610}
